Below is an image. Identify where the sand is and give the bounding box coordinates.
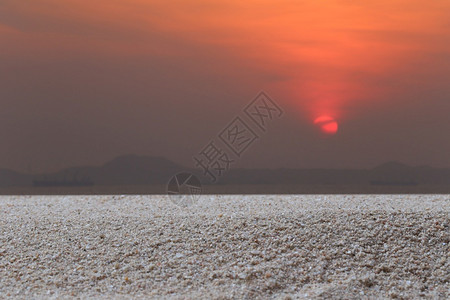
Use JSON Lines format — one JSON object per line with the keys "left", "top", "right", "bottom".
{"left": 0, "top": 195, "right": 449, "bottom": 299}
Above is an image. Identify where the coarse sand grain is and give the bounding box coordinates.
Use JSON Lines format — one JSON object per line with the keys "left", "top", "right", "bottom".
{"left": 0, "top": 195, "right": 449, "bottom": 299}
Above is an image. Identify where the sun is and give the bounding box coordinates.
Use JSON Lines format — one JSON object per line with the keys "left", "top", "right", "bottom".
{"left": 314, "top": 115, "right": 338, "bottom": 135}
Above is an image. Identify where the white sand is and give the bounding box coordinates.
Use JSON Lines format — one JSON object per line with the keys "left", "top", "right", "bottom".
{"left": 0, "top": 195, "right": 449, "bottom": 299}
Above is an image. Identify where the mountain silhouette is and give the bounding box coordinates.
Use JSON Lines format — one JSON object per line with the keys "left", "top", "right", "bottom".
{"left": 43, "top": 154, "right": 186, "bottom": 186}
{"left": 0, "top": 155, "right": 449, "bottom": 194}
{"left": 372, "top": 161, "right": 411, "bottom": 172}
{"left": 0, "top": 169, "right": 33, "bottom": 187}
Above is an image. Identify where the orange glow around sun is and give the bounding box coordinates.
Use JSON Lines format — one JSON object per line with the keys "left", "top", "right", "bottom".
{"left": 2, "top": 0, "right": 449, "bottom": 129}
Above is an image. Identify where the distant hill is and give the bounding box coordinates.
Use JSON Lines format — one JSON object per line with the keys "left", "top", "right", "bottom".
{"left": 0, "top": 169, "right": 33, "bottom": 187}
{"left": 0, "top": 155, "right": 449, "bottom": 193}
{"left": 34, "top": 154, "right": 187, "bottom": 186}
{"left": 372, "top": 161, "right": 411, "bottom": 172}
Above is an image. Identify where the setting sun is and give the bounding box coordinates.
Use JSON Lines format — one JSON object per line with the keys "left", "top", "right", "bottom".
{"left": 314, "top": 115, "right": 338, "bottom": 135}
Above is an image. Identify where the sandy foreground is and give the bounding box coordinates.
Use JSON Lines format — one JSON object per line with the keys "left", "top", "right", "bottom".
{"left": 0, "top": 195, "right": 449, "bottom": 299}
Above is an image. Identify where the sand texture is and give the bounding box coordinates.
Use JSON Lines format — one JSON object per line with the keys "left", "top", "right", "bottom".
{"left": 0, "top": 195, "right": 449, "bottom": 299}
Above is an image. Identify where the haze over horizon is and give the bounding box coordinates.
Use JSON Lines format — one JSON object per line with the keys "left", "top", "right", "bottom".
{"left": 2, "top": 153, "right": 444, "bottom": 176}
{"left": 1, "top": 0, "right": 450, "bottom": 173}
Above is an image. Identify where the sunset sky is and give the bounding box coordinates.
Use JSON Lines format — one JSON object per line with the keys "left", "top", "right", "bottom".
{"left": 1, "top": 0, "right": 450, "bottom": 172}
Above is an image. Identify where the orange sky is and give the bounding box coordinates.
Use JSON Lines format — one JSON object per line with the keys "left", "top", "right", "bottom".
{"left": 3, "top": 0, "right": 450, "bottom": 120}
{"left": 1, "top": 0, "right": 450, "bottom": 170}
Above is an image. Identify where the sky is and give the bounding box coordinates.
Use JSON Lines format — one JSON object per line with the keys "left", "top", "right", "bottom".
{"left": 1, "top": 0, "right": 450, "bottom": 172}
